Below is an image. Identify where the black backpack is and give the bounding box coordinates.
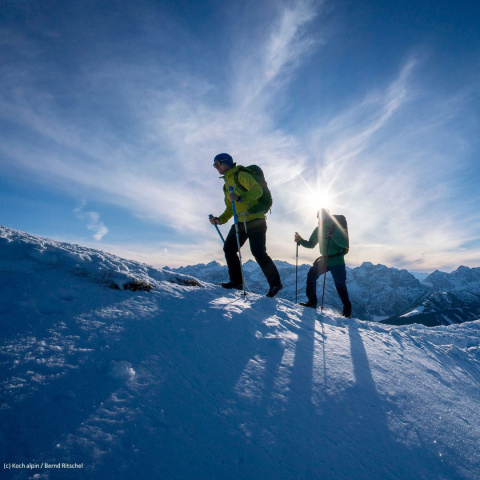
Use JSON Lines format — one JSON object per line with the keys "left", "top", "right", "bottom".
{"left": 229, "top": 165, "right": 273, "bottom": 214}
{"left": 332, "top": 214, "right": 349, "bottom": 255}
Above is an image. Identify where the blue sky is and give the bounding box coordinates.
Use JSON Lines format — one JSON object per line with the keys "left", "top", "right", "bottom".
{"left": 1, "top": 0, "right": 480, "bottom": 272}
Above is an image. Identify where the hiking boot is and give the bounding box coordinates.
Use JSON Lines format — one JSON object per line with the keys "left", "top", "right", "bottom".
{"left": 300, "top": 301, "right": 317, "bottom": 309}
{"left": 219, "top": 281, "right": 243, "bottom": 290}
{"left": 342, "top": 302, "right": 352, "bottom": 318}
{"left": 266, "top": 283, "right": 284, "bottom": 298}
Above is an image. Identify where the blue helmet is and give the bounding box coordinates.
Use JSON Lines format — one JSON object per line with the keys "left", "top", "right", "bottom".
{"left": 213, "top": 153, "right": 234, "bottom": 168}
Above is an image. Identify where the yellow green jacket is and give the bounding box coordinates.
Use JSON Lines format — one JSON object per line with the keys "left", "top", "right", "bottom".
{"left": 218, "top": 165, "right": 266, "bottom": 224}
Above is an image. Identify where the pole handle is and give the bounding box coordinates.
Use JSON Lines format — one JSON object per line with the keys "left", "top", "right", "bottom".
{"left": 209, "top": 214, "right": 225, "bottom": 243}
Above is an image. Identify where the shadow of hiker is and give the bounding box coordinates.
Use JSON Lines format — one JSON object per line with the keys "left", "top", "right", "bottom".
{"left": 303, "top": 322, "right": 463, "bottom": 480}
{"left": 256, "top": 318, "right": 465, "bottom": 480}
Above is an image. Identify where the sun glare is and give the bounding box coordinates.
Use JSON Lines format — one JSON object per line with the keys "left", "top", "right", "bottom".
{"left": 308, "top": 191, "right": 332, "bottom": 212}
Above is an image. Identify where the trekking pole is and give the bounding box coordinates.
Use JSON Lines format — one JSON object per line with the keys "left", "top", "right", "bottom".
{"left": 320, "top": 236, "right": 330, "bottom": 312}
{"left": 295, "top": 241, "right": 299, "bottom": 303}
{"left": 209, "top": 214, "right": 225, "bottom": 243}
{"left": 229, "top": 187, "right": 247, "bottom": 296}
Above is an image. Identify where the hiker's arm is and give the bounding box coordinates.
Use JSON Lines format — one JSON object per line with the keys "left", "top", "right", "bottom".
{"left": 217, "top": 196, "right": 233, "bottom": 225}
{"left": 299, "top": 228, "right": 319, "bottom": 249}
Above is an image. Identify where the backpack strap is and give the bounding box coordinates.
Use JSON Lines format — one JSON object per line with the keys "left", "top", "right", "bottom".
{"left": 327, "top": 248, "right": 348, "bottom": 258}
{"left": 233, "top": 167, "right": 250, "bottom": 193}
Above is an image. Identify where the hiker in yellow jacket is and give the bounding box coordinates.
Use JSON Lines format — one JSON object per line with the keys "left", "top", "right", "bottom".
{"left": 209, "top": 153, "right": 283, "bottom": 297}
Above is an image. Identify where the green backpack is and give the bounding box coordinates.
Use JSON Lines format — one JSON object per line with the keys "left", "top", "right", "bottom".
{"left": 228, "top": 165, "right": 273, "bottom": 214}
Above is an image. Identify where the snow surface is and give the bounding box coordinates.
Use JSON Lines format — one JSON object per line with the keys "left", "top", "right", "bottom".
{"left": 1, "top": 226, "right": 480, "bottom": 480}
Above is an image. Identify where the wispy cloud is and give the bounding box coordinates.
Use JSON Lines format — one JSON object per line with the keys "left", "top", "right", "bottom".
{"left": 0, "top": 1, "right": 321, "bottom": 269}
{"left": 231, "top": 0, "right": 320, "bottom": 109}
{"left": 73, "top": 201, "right": 109, "bottom": 241}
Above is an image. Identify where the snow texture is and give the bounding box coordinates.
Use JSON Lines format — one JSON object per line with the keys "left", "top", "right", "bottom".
{"left": 1, "top": 226, "right": 480, "bottom": 479}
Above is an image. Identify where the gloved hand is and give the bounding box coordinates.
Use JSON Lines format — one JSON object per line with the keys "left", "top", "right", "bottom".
{"left": 228, "top": 192, "right": 240, "bottom": 202}
{"left": 294, "top": 232, "right": 302, "bottom": 243}
{"left": 209, "top": 216, "right": 220, "bottom": 225}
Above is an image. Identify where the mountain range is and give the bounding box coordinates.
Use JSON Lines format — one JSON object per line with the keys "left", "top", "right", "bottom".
{"left": 171, "top": 261, "right": 480, "bottom": 327}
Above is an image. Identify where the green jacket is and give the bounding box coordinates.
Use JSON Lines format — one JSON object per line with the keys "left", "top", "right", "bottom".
{"left": 218, "top": 165, "right": 266, "bottom": 225}
{"left": 300, "top": 217, "right": 348, "bottom": 266}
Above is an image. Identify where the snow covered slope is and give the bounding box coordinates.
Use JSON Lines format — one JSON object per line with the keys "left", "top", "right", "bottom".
{"left": 1, "top": 226, "right": 480, "bottom": 480}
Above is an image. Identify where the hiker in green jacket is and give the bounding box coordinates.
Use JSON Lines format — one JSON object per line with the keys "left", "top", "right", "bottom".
{"left": 209, "top": 153, "right": 283, "bottom": 297}
{"left": 295, "top": 208, "right": 352, "bottom": 317}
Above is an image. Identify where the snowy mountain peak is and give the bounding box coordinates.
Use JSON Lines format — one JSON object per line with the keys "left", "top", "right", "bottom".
{"left": 360, "top": 261, "right": 375, "bottom": 268}
{"left": 207, "top": 260, "right": 222, "bottom": 267}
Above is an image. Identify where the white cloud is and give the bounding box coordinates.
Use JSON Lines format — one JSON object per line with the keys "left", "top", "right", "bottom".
{"left": 231, "top": 0, "right": 319, "bottom": 109}
{"left": 0, "top": 1, "right": 319, "bottom": 237}
{"left": 73, "top": 201, "right": 109, "bottom": 241}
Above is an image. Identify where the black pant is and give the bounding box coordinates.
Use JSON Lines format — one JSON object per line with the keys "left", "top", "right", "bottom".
{"left": 306, "top": 257, "right": 351, "bottom": 308}
{"left": 224, "top": 218, "right": 281, "bottom": 287}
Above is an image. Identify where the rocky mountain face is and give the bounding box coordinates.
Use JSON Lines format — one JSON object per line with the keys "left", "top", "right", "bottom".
{"left": 384, "top": 266, "right": 480, "bottom": 327}
{"left": 422, "top": 266, "right": 480, "bottom": 298}
{"left": 170, "top": 262, "right": 480, "bottom": 326}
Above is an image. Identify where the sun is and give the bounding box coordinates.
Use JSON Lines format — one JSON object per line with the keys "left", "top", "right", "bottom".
{"left": 308, "top": 190, "right": 332, "bottom": 213}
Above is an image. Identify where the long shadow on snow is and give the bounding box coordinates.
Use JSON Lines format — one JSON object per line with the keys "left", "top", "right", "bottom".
{"left": 259, "top": 317, "right": 464, "bottom": 480}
